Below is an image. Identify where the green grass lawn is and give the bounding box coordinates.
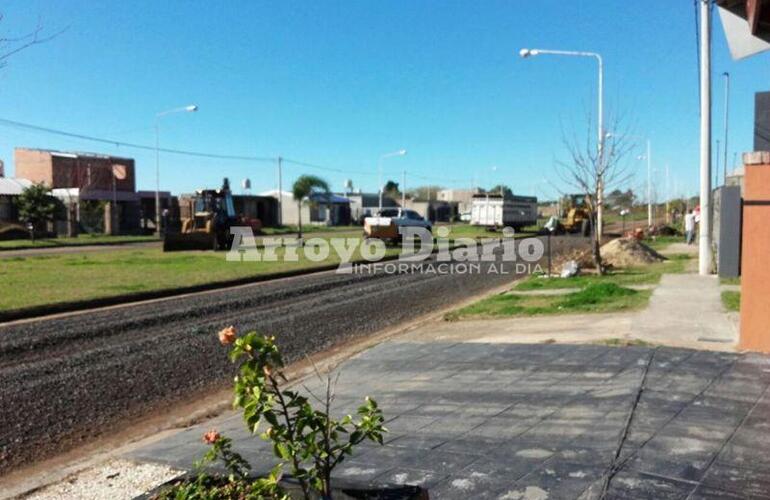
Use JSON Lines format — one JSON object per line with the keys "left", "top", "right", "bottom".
{"left": 512, "top": 254, "right": 692, "bottom": 291}
{"left": 721, "top": 291, "right": 740, "bottom": 312}
{"left": 434, "top": 222, "right": 543, "bottom": 239}
{"left": 446, "top": 250, "right": 693, "bottom": 321}
{"left": 0, "top": 224, "right": 542, "bottom": 313}
{"left": 0, "top": 234, "right": 159, "bottom": 250}
{"left": 261, "top": 225, "right": 362, "bottom": 235}
{"left": 446, "top": 283, "right": 651, "bottom": 320}
{"left": 0, "top": 240, "right": 402, "bottom": 312}
{"left": 644, "top": 235, "right": 684, "bottom": 251}
{"left": 720, "top": 276, "right": 741, "bottom": 286}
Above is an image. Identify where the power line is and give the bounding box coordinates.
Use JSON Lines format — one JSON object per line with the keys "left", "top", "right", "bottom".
{"left": 0, "top": 117, "right": 275, "bottom": 162}
{"left": 0, "top": 116, "right": 470, "bottom": 186}
{"left": 281, "top": 157, "right": 373, "bottom": 176}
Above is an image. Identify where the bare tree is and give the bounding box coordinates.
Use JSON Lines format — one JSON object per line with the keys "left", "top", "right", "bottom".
{"left": 0, "top": 13, "right": 67, "bottom": 68}
{"left": 556, "top": 112, "right": 636, "bottom": 274}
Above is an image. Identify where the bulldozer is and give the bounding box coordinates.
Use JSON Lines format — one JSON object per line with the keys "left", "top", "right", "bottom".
{"left": 559, "top": 194, "right": 592, "bottom": 237}
{"left": 163, "top": 178, "right": 260, "bottom": 251}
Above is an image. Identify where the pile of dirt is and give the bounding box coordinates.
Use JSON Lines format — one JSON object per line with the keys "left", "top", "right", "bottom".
{"left": 600, "top": 237, "right": 665, "bottom": 268}
{"left": 553, "top": 247, "right": 595, "bottom": 271}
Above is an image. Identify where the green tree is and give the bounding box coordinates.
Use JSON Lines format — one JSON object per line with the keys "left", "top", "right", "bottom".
{"left": 489, "top": 184, "right": 513, "bottom": 198}
{"left": 605, "top": 188, "right": 635, "bottom": 209}
{"left": 16, "top": 183, "right": 58, "bottom": 241}
{"left": 383, "top": 180, "right": 400, "bottom": 200}
{"left": 292, "top": 175, "right": 329, "bottom": 239}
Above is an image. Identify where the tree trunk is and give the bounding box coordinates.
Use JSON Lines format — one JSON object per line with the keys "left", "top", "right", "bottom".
{"left": 297, "top": 201, "right": 303, "bottom": 241}
{"left": 591, "top": 210, "right": 604, "bottom": 275}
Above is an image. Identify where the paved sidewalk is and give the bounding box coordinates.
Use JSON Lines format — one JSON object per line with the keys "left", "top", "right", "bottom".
{"left": 631, "top": 273, "right": 738, "bottom": 350}
{"left": 126, "top": 342, "right": 770, "bottom": 499}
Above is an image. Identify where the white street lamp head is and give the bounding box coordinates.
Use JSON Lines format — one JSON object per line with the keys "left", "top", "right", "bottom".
{"left": 519, "top": 48, "right": 539, "bottom": 58}
{"left": 186, "top": 105, "right": 199, "bottom": 112}
{"left": 397, "top": 149, "right": 407, "bottom": 156}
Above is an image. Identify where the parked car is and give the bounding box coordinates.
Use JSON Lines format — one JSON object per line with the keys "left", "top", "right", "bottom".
{"left": 363, "top": 208, "right": 432, "bottom": 241}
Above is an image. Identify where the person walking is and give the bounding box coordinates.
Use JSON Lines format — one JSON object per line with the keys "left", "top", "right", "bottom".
{"left": 684, "top": 209, "right": 696, "bottom": 245}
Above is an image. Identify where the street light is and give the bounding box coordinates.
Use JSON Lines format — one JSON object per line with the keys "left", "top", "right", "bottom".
{"left": 378, "top": 149, "right": 407, "bottom": 212}
{"left": 519, "top": 47, "right": 604, "bottom": 235}
{"left": 629, "top": 137, "right": 653, "bottom": 227}
{"left": 154, "top": 105, "right": 198, "bottom": 235}
{"left": 722, "top": 72, "right": 730, "bottom": 186}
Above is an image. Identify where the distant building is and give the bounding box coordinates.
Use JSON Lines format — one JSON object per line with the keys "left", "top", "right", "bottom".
{"left": 403, "top": 199, "right": 458, "bottom": 223}
{"left": 343, "top": 192, "right": 399, "bottom": 223}
{"left": 0, "top": 177, "right": 33, "bottom": 223}
{"left": 14, "top": 147, "right": 143, "bottom": 234}
{"left": 436, "top": 189, "right": 476, "bottom": 214}
{"left": 261, "top": 190, "right": 351, "bottom": 226}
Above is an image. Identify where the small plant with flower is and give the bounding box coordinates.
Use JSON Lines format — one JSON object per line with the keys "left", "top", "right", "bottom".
{"left": 154, "top": 326, "right": 386, "bottom": 500}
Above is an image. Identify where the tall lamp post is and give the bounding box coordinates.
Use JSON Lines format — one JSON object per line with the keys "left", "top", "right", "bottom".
{"left": 697, "top": 0, "right": 712, "bottom": 276}
{"left": 722, "top": 72, "right": 730, "bottom": 185}
{"left": 519, "top": 47, "right": 604, "bottom": 235}
{"left": 378, "top": 149, "right": 407, "bottom": 212}
{"left": 629, "top": 137, "right": 653, "bottom": 227}
{"left": 155, "top": 105, "right": 198, "bottom": 235}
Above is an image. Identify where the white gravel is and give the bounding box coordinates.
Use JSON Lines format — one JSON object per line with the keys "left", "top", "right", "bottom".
{"left": 23, "top": 459, "right": 181, "bottom": 500}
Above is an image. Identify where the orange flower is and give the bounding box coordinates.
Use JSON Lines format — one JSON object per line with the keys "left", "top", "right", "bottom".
{"left": 203, "top": 430, "right": 220, "bottom": 444}
{"left": 218, "top": 326, "right": 237, "bottom": 345}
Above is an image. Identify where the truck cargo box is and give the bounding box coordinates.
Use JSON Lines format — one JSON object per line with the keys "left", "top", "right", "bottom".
{"left": 470, "top": 193, "right": 538, "bottom": 230}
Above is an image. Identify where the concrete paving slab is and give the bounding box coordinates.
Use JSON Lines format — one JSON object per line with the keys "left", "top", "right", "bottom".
{"left": 632, "top": 273, "right": 738, "bottom": 348}
{"left": 125, "top": 342, "right": 770, "bottom": 498}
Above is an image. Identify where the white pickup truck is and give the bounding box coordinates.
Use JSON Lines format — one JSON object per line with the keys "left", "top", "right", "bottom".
{"left": 363, "top": 208, "right": 432, "bottom": 240}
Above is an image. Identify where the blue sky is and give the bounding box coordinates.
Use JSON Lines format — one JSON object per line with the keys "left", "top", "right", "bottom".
{"left": 1, "top": 0, "right": 768, "bottom": 201}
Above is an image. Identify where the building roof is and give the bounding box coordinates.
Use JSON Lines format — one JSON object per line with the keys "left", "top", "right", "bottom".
{"left": 348, "top": 193, "right": 400, "bottom": 207}
{"left": 310, "top": 192, "right": 350, "bottom": 204}
{"left": 16, "top": 147, "right": 134, "bottom": 162}
{"left": 718, "top": 0, "right": 770, "bottom": 38}
{"left": 0, "top": 177, "right": 33, "bottom": 195}
{"left": 260, "top": 189, "right": 293, "bottom": 198}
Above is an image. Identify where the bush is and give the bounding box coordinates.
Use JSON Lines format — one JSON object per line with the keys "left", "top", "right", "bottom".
{"left": 154, "top": 327, "right": 386, "bottom": 500}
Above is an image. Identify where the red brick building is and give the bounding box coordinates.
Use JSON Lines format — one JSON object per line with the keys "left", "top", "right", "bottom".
{"left": 14, "top": 148, "right": 151, "bottom": 234}
{"left": 15, "top": 148, "right": 136, "bottom": 192}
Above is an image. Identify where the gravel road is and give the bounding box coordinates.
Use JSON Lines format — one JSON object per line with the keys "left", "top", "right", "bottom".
{"left": 0, "top": 236, "right": 585, "bottom": 474}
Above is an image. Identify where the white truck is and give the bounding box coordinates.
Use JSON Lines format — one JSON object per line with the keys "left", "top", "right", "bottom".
{"left": 470, "top": 193, "right": 538, "bottom": 230}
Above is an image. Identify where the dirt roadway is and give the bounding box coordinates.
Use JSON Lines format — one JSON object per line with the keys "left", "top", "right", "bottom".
{"left": 0, "top": 235, "right": 586, "bottom": 475}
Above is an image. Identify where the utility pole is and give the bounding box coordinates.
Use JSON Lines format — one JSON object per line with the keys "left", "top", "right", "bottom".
{"left": 698, "top": 0, "right": 712, "bottom": 276}
{"left": 277, "top": 156, "right": 283, "bottom": 226}
{"left": 722, "top": 72, "right": 730, "bottom": 185}
{"left": 716, "top": 139, "right": 721, "bottom": 186}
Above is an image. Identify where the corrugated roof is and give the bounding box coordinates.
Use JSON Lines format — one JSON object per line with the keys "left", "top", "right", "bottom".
{"left": 0, "top": 178, "right": 33, "bottom": 195}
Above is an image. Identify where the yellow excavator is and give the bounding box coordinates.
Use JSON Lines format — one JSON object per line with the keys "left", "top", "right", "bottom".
{"left": 559, "top": 194, "right": 592, "bottom": 237}
{"left": 163, "top": 178, "right": 261, "bottom": 251}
